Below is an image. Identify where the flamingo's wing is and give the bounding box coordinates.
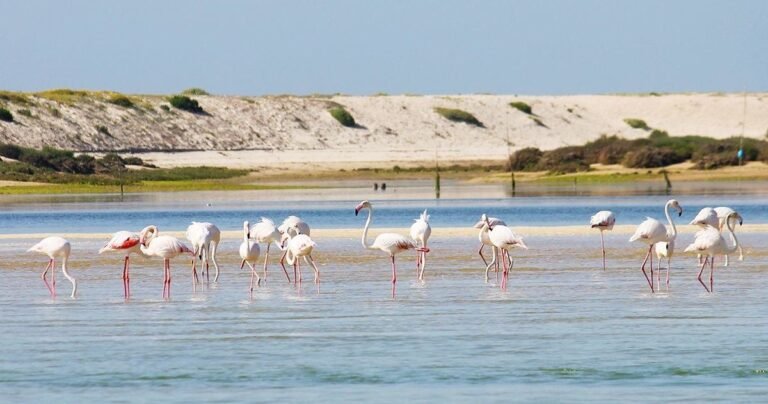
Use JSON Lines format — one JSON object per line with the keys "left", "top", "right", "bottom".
{"left": 100, "top": 231, "right": 140, "bottom": 253}
{"left": 372, "top": 233, "right": 415, "bottom": 252}
{"left": 690, "top": 207, "right": 718, "bottom": 227}
{"left": 472, "top": 217, "right": 506, "bottom": 229}
{"left": 684, "top": 227, "right": 722, "bottom": 253}
{"left": 629, "top": 217, "right": 665, "bottom": 242}
{"left": 590, "top": 210, "right": 615, "bottom": 228}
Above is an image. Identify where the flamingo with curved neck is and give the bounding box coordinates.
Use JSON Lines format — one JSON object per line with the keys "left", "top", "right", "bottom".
{"left": 629, "top": 199, "right": 682, "bottom": 293}
{"left": 684, "top": 212, "right": 740, "bottom": 292}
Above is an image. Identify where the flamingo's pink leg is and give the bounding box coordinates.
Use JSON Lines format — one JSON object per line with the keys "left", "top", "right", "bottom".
{"left": 278, "top": 247, "right": 291, "bottom": 283}
{"left": 391, "top": 255, "right": 397, "bottom": 284}
{"left": 478, "top": 244, "right": 488, "bottom": 267}
{"left": 500, "top": 249, "right": 508, "bottom": 290}
{"left": 296, "top": 259, "right": 302, "bottom": 284}
{"left": 205, "top": 260, "right": 210, "bottom": 283}
{"left": 506, "top": 250, "right": 513, "bottom": 287}
{"left": 262, "top": 243, "right": 270, "bottom": 281}
{"left": 710, "top": 255, "right": 715, "bottom": 292}
{"left": 51, "top": 258, "right": 56, "bottom": 298}
{"left": 191, "top": 259, "right": 199, "bottom": 285}
{"left": 600, "top": 230, "right": 606, "bottom": 270}
{"left": 122, "top": 256, "right": 129, "bottom": 300}
{"left": 665, "top": 258, "right": 670, "bottom": 289}
{"left": 41, "top": 259, "right": 53, "bottom": 296}
{"left": 640, "top": 246, "right": 654, "bottom": 292}
{"left": 697, "top": 256, "right": 710, "bottom": 292}
{"left": 307, "top": 255, "right": 320, "bottom": 284}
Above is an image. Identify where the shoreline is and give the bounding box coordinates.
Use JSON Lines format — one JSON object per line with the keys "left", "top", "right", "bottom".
{"left": 4, "top": 224, "right": 767, "bottom": 240}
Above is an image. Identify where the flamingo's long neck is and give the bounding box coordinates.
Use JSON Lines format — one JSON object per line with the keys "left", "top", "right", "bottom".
{"left": 361, "top": 207, "right": 373, "bottom": 250}
{"left": 724, "top": 215, "right": 740, "bottom": 254}
{"left": 61, "top": 255, "right": 77, "bottom": 298}
{"left": 664, "top": 201, "right": 678, "bottom": 240}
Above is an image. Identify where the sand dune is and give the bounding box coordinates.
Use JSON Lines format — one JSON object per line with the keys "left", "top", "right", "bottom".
{"left": 1, "top": 92, "right": 766, "bottom": 169}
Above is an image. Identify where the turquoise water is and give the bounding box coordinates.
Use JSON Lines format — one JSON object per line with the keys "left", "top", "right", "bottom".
{"left": 1, "top": 230, "right": 766, "bottom": 402}
{"left": 1, "top": 185, "right": 767, "bottom": 402}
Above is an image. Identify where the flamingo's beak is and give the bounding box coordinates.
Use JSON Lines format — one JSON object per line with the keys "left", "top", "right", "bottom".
{"left": 677, "top": 208, "right": 683, "bottom": 217}
{"left": 739, "top": 217, "right": 744, "bottom": 226}
{"left": 354, "top": 207, "right": 361, "bottom": 216}
{"left": 139, "top": 236, "right": 146, "bottom": 246}
{"left": 518, "top": 240, "right": 529, "bottom": 250}
{"left": 247, "top": 231, "right": 251, "bottom": 239}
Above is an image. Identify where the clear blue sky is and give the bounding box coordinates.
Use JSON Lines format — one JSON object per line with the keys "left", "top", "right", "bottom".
{"left": 2, "top": 0, "right": 766, "bottom": 95}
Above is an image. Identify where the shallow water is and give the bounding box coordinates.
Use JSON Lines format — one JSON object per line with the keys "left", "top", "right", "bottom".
{"left": 2, "top": 231, "right": 767, "bottom": 402}
{"left": 2, "top": 184, "right": 767, "bottom": 401}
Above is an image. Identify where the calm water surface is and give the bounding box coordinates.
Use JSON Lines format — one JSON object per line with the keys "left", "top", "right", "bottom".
{"left": 1, "top": 186, "right": 766, "bottom": 402}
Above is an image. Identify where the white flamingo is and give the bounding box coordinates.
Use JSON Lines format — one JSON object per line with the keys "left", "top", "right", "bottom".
{"left": 99, "top": 231, "right": 143, "bottom": 299}
{"left": 684, "top": 212, "right": 740, "bottom": 293}
{"left": 410, "top": 209, "right": 431, "bottom": 281}
{"left": 186, "top": 222, "right": 221, "bottom": 283}
{"left": 485, "top": 214, "right": 528, "bottom": 290}
{"left": 28, "top": 236, "right": 76, "bottom": 298}
{"left": 278, "top": 215, "right": 310, "bottom": 268}
{"left": 354, "top": 200, "right": 427, "bottom": 295}
{"left": 629, "top": 199, "right": 682, "bottom": 292}
{"left": 251, "top": 217, "right": 289, "bottom": 282}
{"left": 473, "top": 216, "right": 505, "bottom": 277}
{"left": 140, "top": 225, "right": 194, "bottom": 300}
{"left": 690, "top": 207, "right": 719, "bottom": 265}
{"left": 239, "top": 221, "right": 261, "bottom": 293}
{"left": 590, "top": 210, "right": 615, "bottom": 270}
{"left": 714, "top": 207, "right": 744, "bottom": 265}
{"left": 283, "top": 225, "right": 320, "bottom": 284}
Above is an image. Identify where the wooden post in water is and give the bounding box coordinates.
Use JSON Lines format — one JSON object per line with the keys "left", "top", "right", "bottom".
{"left": 511, "top": 172, "right": 516, "bottom": 196}
{"left": 661, "top": 169, "right": 672, "bottom": 194}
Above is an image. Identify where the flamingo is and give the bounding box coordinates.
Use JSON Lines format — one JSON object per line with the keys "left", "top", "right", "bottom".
{"left": 186, "top": 222, "right": 221, "bottom": 283}
{"left": 278, "top": 215, "right": 310, "bottom": 268}
{"left": 473, "top": 216, "right": 506, "bottom": 269}
{"left": 684, "top": 212, "right": 740, "bottom": 292}
{"left": 590, "top": 210, "right": 615, "bottom": 270}
{"left": 139, "top": 225, "right": 194, "bottom": 300}
{"left": 251, "top": 217, "right": 289, "bottom": 282}
{"left": 713, "top": 207, "right": 744, "bottom": 266}
{"left": 690, "top": 207, "right": 719, "bottom": 265}
{"left": 98, "top": 231, "right": 142, "bottom": 299}
{"left": 354, "top": 200, "right": 427, "bottom": 295}
{"left": 28, "top": 236, "right": 76, "bottom": 298}
{"left": 282, "top": 224, "right": 320, "bottom": 284}
{"left": 485, "top": 214, "right": 528, "bottom": 290}
{"left": 629, "top": 199, "right": 682, "bottom": 292}
{"left": 410, "top": 209, "right": 431, "bottom": 281}
{"left": 239, "top": 221, "right": 261, "bottom": 293}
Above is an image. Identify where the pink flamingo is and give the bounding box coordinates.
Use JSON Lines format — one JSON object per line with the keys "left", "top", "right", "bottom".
{"left": 485, "top": 214, "right": 528, "bottom": 289}
{"left": 99, "top": 231, "right": 142, "bottom": 299}
{"left": 239, "top": 221, "right": 261, "bottom": 293}
{"left": 282, "top": 224, "right": 320, "bottom": 284}
{"left": 139, "top": 225, "right": 193, "bottom": 300}
{"left": 355, "top": 200, "right": 428, "bottom": 296}
{"left": 590, "top": 210, "right": 615, "bottom": 270}
{"left": 410, "top": 209, "right": 431, "bottom": 281}
{"left": 28, "top": 236, "right": 76, "bottom": 298}
{"left": 186, "top": 222, "right": 221, "bottom": 284}
{"left": 629, "top": 199, "right": 682, "bottom": 292}
{"left": 251, "top": 217, "right": 290, "bottom": 282}
{"left": 278, "top": 215, "right": 311, "bottom": 270}
{"left": 713, "top": 207, "right": 744, "bottom": 266}
{"left": 473, "top": 216, "right": 506, "bottom": 273}
{"left": 684, "top": 212, "right": 740, "bottom": 292}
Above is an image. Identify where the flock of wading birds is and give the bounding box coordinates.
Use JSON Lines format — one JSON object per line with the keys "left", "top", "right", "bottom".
{"left": 25, "top": 199, "right": 744, "bottom": 300}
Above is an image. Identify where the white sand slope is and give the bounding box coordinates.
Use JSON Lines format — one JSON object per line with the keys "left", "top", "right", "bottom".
{"left": 0, "top": 92, "right": 766, "bottom": 169}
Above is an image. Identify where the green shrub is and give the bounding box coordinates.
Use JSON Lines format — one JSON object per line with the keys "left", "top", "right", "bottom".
{"left": 0, "top": 108, "right": 13, "bottom": 122}
{"left": 509, "top": 101, "right": 532, "bottom": 115}
{"left": 624, "top": 118, "right": 650, "bottom": 130}
{"left": 506, "top": 147, "right": 542, "bottom": 171}
{"left": 96, "top": 125, "right": 111, "bottom": 136}
{"left": 622, "top": 146, "right": 686, "bottom": 168}
{"left": 168, "top": 95, "right": 204, "bottom": 113}
{"left": 329, "top": 107, "right": 356, "bottom": 127}
{"left": 582, "top": 135, "right": 639, "bottom": 164}
{"left": 537, "top": 147, "right": 590, "bottom": 173}
{"left": 36, "top": 89, "right": 90, "bottom": 104}
{"left": 181, "top": 88, "right": 209, "bottom": 95}
{"left": 0, "top": 144, "right": 22, "bottom": 159}
{"left": 434, "top": 107, "right": 483, "bottom": 127}
{"left": 17, "top": 109, "right": 33, "bottom": 118}
{"left": 108, "top": 95, "right": 134, "bottom": 108}
{"left": 0, "top": 91, "right": 31, "bottom": 105}
{"left": 160, "top": 105, "right": 171, "bottom": 112}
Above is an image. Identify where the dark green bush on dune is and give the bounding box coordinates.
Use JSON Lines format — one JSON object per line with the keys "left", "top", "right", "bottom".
{"left": 0, "top": 108, "right": 13, "bottom": 122}
{"left": 434, "top": 107, "right": 484, "bottom": 127}
{"left": 329, "top": 107, "right": 356, "bottom": 127}
{"left": 168, "top": 95, "right": 204, "bottom": 114}
{"left": 506, "top": 147, "right": 542, "bottom": 171}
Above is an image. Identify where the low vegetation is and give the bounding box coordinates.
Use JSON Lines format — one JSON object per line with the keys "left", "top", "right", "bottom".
{"left": 507, "top": 131, "right": 768, "bottom": 173}
{"left": 624, "top": 118, "right": 650, "bottom": 130}
{"left": 181, "top": 88, "right": 210, "bottom": 95}
{"left": 168, "top": 95, "right": 205, "bottom": 114}
{"left": 0, "top": 91, "right": 31, "bottom": 105}
{"left": 0, "top": 144, "right": 247, "bottom": 186}
{"left": 0, "top": 108, "right": 13, "bottom": 122}
{"left": 36, "top": 89, "right": 91, "bottom": 104}
{"left": 434, "top": 107, "right": 483, "bottom": 127}
{"left": 509, "top": 101, "right": 532, "bottom": 115}
{"left": 329, "top": 106, "right": 356, "bottom": 127}
{"left": 108, "top": 94, "right": 134, "bottom": 108}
